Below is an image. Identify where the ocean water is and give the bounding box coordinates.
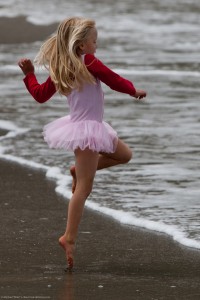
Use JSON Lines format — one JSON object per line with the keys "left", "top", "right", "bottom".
{"left": 0, "top": 0, "right": 200, "bottom": 249}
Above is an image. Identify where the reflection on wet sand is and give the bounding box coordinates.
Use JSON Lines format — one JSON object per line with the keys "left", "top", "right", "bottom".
{"left": 58, "top": 273, "right": 74, "bottom": 300}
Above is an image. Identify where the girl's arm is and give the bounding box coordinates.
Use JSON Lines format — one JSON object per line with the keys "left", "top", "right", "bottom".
{"left": 18, "top": 59, "right": 56, "bottom": 103}
{"left": 84, "top": 54, "right": 146, "bottom": 99}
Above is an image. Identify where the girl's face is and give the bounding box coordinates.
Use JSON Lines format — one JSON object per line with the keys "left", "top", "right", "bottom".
{"left": 80, "top": 28, "right": 97, "bottom": 55}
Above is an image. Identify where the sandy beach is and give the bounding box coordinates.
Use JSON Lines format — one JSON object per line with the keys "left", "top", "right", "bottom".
{"left": 0, "top": 16, "right": 58, "bottom": 43}
{"left": 0, "top": 158, "right": 200, "bottom": 300}
{"left": 1, "top": 14, "right": 200, "bottom": 300}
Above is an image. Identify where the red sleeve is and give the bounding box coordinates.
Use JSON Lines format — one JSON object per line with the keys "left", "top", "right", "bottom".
{"left": 84, "top": 54, "right": 136, "bottom": 96}
{"left": 23, "top": 72, "right": 56, "bottom": 103}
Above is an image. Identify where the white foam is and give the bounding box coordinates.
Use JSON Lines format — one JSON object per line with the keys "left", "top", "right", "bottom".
{"left": 0, "top": 120, "right": 29, "bottom": 142}
{"left": 0, "top": 146, "right": 7, "bottom": 154}
{"left": 85, "top": 201, "right": 200, "bottom": 250}
{"left": 1, "top": 64, "right": 199, "bottom": 78}
{"left": 0, "top": 152, "right": 72, "bottom": 199}
{"left": 46, "top": 167, "right": 72, "bottom": 199}
{"left": 0, "top": 65, "right": 21, "bottom": 74}
{"left": 0, "top": 153, "right": 49, "bottom": 171}
{"left": 1, "top": 150, "right": 200, "bottom": 250}
{"left": 0, "top": 153, "right": 72, "bottom": 197}
{"left": 114, "top": 69, "right": 200, "bottom": 78}
{"left": 0, "top": 120, "right": 22, "bottom": 131}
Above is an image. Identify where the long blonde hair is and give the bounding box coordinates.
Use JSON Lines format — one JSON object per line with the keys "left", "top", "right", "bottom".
{"left": 34, "top": 17, "right": 96, "bottom": 95}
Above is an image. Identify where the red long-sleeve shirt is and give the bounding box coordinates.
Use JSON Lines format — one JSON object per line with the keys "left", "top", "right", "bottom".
{"left": 23, "top": 54, "right": 136, "bottom": 103}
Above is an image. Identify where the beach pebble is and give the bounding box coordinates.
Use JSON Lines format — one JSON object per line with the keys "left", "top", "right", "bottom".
{"left": 98, "top": 285, "right": 103, "bottom": 288}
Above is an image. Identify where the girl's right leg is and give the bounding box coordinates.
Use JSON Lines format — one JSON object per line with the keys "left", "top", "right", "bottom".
{"left": 70, "top": 139, "right": 132, "bottom": 193}
{"left": 59, "top": 148, "right": 99, "bottom": 269}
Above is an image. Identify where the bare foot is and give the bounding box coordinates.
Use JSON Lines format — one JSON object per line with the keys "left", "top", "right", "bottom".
{"left": 70, "top": 166, "right": 76, "bottom": 193}
{"left": 59, "top": 235, "right": 75, "bottom": 270}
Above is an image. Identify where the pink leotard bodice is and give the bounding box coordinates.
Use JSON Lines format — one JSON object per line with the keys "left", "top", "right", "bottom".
{"left": 68, "top": 79, "right": 104, "bottom": 123}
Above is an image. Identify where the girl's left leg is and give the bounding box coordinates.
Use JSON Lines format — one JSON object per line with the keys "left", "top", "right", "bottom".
{"left": 98, "top": 138, "right": 132, "bottom": 170}
{"left": 70, "top": 139, "right": 132, "bottom": 193}
{"left": 59, "top": 148, "right": 99, "bottom": 269}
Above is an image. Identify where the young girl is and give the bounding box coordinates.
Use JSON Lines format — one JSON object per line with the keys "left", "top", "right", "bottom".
{"left": 18, "top": 17, "right": 146, "bottom": 270}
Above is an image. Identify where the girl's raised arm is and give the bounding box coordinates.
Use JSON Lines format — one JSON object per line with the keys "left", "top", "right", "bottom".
{"left": 18, "top": 59, "right": 56, "bottom": 103}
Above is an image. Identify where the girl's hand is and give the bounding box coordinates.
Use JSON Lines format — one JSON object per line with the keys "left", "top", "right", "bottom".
{"left": 18, "top": 58, "right": 34, "bottom": 76}
{"left": 133, "top": 89, "right": 147, "bottom": 100}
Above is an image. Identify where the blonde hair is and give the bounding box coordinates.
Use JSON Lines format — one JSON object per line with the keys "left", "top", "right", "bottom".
{"left": 34, "top": 17, "right": 96, "bottom": 95}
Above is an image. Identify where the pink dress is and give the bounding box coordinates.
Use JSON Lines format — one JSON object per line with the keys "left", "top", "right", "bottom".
{"left": 43, "top": 78, "right": 118, "bottom": 153}
{"left": 23, "top": 54, "right": 136, "bottom": 153}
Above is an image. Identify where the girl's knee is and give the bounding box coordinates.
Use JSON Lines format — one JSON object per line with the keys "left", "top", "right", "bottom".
{"left": 84, "top": 184, "right": 93, "bottom": 198}
{"left": 76, "top": 178, "right": 94, "bottom": 198}
{"left": 115, "top": 139, "right": 133, "bottom": 164}
{"left": 122, "top": 148, "right": 132, "bottom": 164}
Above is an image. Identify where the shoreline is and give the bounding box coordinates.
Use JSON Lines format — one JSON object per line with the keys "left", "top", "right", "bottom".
{"left": 0, "top": 158, "right": 200, "bottom": 299}
{"left": 1, "top": 151, "right": 200, "bottom": 251}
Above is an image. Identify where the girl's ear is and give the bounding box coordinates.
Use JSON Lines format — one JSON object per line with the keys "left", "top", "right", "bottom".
{"left": 78, "top": 43, "right": 85, "bottom": 55}
{"left": 79, "top": 43, "right": 84, "bottom": 50}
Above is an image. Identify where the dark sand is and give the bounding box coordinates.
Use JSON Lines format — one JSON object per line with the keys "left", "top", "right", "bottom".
{"left": 0, "top": 16, "right": 58, "bottom": 43}
{"left": 0, "top": 158, "right": 200, "bottom": 300}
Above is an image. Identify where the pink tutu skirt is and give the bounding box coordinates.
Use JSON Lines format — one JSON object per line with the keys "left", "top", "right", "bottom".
{"left": 43, "top": 116, "right": 118, "bottom": 153}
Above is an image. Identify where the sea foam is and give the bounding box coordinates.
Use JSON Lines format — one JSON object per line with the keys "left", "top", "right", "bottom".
{"left": 1, "top": 149, "right": 200, "bottom": 250}
{"left": 113, "top": 69, "right": 200, "bottom": 78}
{"left": 85, "top": 201, "right": 200, "bottom": 249}
{"left": 0, "top": 120, "right": 29, "bottom": 142}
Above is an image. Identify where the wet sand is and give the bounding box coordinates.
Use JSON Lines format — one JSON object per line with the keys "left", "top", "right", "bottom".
{"left": 0, "top": 16, "right": 58, "bottom": 43}
{"left": 0, "top": 158, "right": 200, "bottom": 300}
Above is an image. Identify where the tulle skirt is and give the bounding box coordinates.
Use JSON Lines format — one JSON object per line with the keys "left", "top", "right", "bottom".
{"left": 43, "top": 115, "right": 118, "bottom": 153}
